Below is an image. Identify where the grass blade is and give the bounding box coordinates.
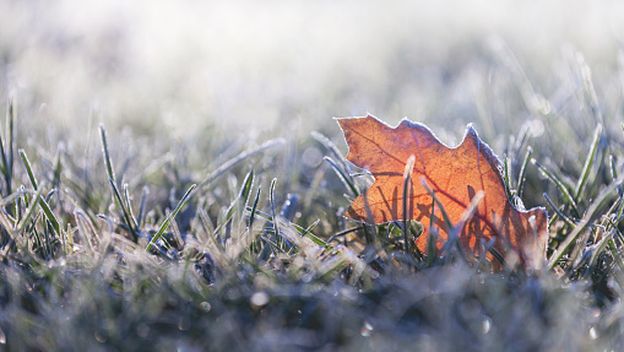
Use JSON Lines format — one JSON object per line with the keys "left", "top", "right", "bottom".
{"left": 239, "top": 170, "right": 254, "bottom": 207}
{"left": 269, "top": 178, "right": 280, "bottom": 242}
{"left": 548, "top": 176, "right": 623, "bottom": 269}
{"left": 19, "top": 149, "right": 39, "bottom": 190}
{"left": 39, "top": 195, "right": 61, "bottom": 237}
{"left": 517, "top": 146, "right": 532, "bottom": 198}
{"left": 0, "top": 99, "right": 15, "bottom": 196}
{"left": 99, "top": 125, "right": 139, "bottom": 240}
{"left": 99, "top": 125, "right": 117, "bottom": 183}
{"left": 123, "top": 183, "right": 139, "bottom": 230}
{"left": 198, "top": 139, "right": 284, "bottom": 189}
{"left": 402, "top": 155, "right": 415, "bottom": 253}
{"left": 137, "top": 186, "right": 149, "bottom": 228}
{"left": 248, "top": 186, "right": 262, "bottom": 230}
{"left": 573, "top": 124, "right": 602, "bottom": 201}
{"left": 532, "top": 158, "right": 580, "bottom": 217}
{"left": 146, "top": 184, "right": 197, "bottom": 252}
{"left": 109, "top": 179, "right": 138, "bottom": 240}
{"left": 323, "top": 156, "right": 359, "bottom": 197}
{"left": 18, "top": 149, "right": 61, "bottom": 237}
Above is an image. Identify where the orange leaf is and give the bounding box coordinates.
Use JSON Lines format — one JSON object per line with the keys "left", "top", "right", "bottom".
{"left": 337, "top": 115, "right": 548, "bottom": 269}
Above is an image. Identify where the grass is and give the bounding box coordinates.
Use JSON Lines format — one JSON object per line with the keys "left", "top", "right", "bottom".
{"left": 1, "top": 9, "right": 624, "bottom": 350}
{"left": 0, "top": 75, "right": 623, "bottom": 351}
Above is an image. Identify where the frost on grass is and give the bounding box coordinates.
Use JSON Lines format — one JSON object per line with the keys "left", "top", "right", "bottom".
{"left": 1, "top": 5, "right": 624, "bottom": 349}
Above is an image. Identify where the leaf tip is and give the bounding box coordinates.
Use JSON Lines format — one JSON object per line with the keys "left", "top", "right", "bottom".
{"left": 463, "top": 123, "right": 480, "bottom": 143}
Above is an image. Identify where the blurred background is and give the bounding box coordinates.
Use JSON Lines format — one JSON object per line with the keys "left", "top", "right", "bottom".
{"left": 2, "top": 0, "right": 623, "bottom": 136}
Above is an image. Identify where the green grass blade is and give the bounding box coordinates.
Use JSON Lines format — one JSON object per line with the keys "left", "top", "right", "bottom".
{"left": 19, "top": 149, "right": 39, "bottom": 190}
{"left": 52, "top": 146, "right": 63, "bottom": 189}
{"left": 18, "top": 150, "right": 61, "bottom": 240}
{"left": 248, "top": 186, "right": 262, "bottom": 229}
{"left": 402, "top": 155, "right": 415, "bottom": 253}
{"left": 198, "top": 139, "right": 284, "bottom": 189}
{"left": 7, "top": 101, "right": 14, "bottom": 183}
{"left": 137, "top": 186, "right": 149, "bottom": 228}
{"left": 1, "top": 99, "right": 15, "bottom": 196}
{"left": 123, "top": 183, "right": 139, "bottom": 230}
{"left": 503, "top": 154, "right": 514, "bottom": 196}
{"left": 609, "top": 154, "right": 623, "bottom": 197}
{"left": 146, "top": 184, "right": 196, "bottom": 252}
{"left": 311, "top": 131, "right": 349, "bottom": 171}
{"left": 239, "top": 170, "right": 254, "bottom": 207}
{"left": 16, "top": 188, "right": 43, "bottom": 233}
{"left": 269, "top": 178, "right": 280, "bottom": 241}
{"left": 532, "top": 159, "right": 580, "bottom": 217}
{"left": 39, "top": 193, "right": 61, "bottom": 237}
{"left": 323, "top": 156, "right": 359, "bottom": 197}
{"left": 297, "top": 219, "right": 327, "bottom": 247}
{"left": 99, "top": 125, "right": 139, "bottom": 239}
{"left": 109, "top": 178, "right": 138, "bottom": 239}
{"left": 548, "top": 177, "right": 622, "bottom": 269}
{"left": 543, "top": 193, "right": 575, "bottom": 227}
{"left": 421, "top": 180, "right": 453, "bottom": 231}
{"left": 0, "top": 100, "right": 14, "bottom": 196}
{"left": 99, "top": 125, "right": 117, "bottom": 183}
{"left": 517, "top": 146, "right": 532, "bottom": 198}
{"left": 573, "top": 124, "right": 602, "bottom": 201}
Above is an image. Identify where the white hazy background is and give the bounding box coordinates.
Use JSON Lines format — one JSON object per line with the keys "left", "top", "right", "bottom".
{"left": 1, "top": 0, "right": 623, "bottom": 141}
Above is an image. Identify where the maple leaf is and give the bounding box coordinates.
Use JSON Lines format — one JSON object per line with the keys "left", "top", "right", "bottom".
{"left": 337, "top": 115, "right": 548, "bottom": 269}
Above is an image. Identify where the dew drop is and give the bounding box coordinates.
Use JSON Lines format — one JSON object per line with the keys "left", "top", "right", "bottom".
{"left": 482, "top": 319, "right": 491, "bottom": 334}
{"left": 94, "top": 332, "right": 106, "bottom": 343}
{"left": 250, "top": 292, "right": 269, "bottom": 307}
{"left": 589, "top": 327, "right": 598, "bottom": 340}
{"left": 360, "top": 321, "right": 373, "bottom": 337}
{"left": 200, "top": 301, "right": 212, "bottom": 312}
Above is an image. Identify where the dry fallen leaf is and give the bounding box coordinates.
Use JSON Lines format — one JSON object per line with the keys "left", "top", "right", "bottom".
{"left": 337, "top": 115, "right": 548, "bottom": 269}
